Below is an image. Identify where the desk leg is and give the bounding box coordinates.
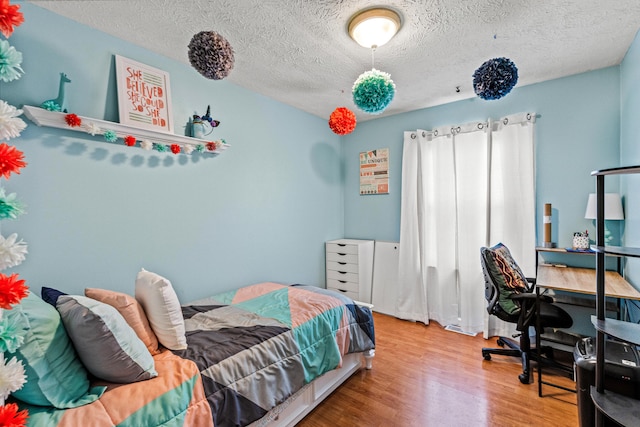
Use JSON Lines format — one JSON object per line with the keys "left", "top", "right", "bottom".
{"left": 536, "top": 286, "right": 542, "bottom": 397}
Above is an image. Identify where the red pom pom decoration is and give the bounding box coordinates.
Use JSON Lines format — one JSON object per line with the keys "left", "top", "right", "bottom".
{"left": 0, "top": 142, "right": 26, "bottom": 179}
{"left": 64, "top": 113, "right": 82, "bottom": 127}
{"left": 0, "top": 0, "right": 25, "bottom": 38}
{"left": 170, "top": 144, "right": 181, "bottom": 154}
{"left": 0, "top": 403, "right": 28, "bottom": 427}
{"left": 328, "top": 107, "right": 356, "bottom": 135}
{"left": 206, "top": 142, "right": 217, "bottom": 151}
{"left": 124, "top": 135, "right": 136, "bottom": 147}
{"left": 0, "top": 272, "right": 28, "bottom": 309}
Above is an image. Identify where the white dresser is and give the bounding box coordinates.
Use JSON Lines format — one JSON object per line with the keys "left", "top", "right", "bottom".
{"left": 325, "top": 239, "right": 374, "bottom": 304}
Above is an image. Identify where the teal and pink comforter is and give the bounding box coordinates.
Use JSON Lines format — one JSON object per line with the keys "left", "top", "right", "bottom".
{"left": 172, "top": 282, "right": 375, "bottom": 427}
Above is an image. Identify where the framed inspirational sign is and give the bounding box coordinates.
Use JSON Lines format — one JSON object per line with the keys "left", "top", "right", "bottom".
{"left": 359, "top": 148, "right": 389, "bottom": 195}
{"left": 115, "top": 55, "right": 174, "bottom": 133}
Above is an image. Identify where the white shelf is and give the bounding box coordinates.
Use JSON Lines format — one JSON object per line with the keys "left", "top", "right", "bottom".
{"left": 22, "top": 105, "right": 229, "bottom": 155}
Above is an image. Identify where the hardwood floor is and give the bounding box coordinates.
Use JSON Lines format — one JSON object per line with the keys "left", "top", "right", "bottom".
{"left": 299, "top": 312, "right": 579, "bottom": 427}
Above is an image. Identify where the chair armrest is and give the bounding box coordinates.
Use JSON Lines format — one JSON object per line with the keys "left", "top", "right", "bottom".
{"left": 511, "top": 293, "right": 553, "bottom": 303}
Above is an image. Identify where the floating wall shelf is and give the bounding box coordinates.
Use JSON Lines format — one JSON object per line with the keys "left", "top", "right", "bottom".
{"left": 22, "top": 105, "right": 229, "bottom": 155}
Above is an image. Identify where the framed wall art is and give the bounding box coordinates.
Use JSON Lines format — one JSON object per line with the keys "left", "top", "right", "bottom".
{"left": 115, "top": 54, "right": 174, "bottom": 133}
{"left": 360, "top": 148, "right": 389, "bottom": 195}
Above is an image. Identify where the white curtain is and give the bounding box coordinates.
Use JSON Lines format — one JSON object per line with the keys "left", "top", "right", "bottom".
{"left": 397, "top": 113, "right": 536, "bottom": 336}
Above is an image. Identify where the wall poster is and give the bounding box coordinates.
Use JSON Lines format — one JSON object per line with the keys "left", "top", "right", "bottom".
{"left": 360, "top": 148, "right": 389, "bottom": 195}
{"left": 115, "top": 55, "right": 174, "bottom": 133}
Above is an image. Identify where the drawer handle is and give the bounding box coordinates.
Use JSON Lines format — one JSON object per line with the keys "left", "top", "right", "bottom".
{"left": 338, "top": 262, "right": 346, "bottom": 265}
{"left": 339, "top": 280, "right": 347, "bottom": 284}
{"left": 337, "top": 289, "right": 347, "bottom": 293}
{"left": 337, "top": 244, "right": 346, "bottom": 247}
{"left": 337, "top": 253, "right": 346, "bottom": 256}
{"left": 338, "top": 271, "right": 347, "bottom": 275}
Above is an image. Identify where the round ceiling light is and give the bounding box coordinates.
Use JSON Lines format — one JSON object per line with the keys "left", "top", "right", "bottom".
{"left": 348, "top": 8, "right": 402, "bottom": 49}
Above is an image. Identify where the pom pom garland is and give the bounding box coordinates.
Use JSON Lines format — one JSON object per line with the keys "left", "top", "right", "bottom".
{"left": 328, "top": 107, "right": 357, "bottom": 135}
{"left": 124, "top": 135, "right": 136, "bottom": 147}
{"left": 352, "top": 68, "right": 396, "bottom": 115}
{"left": 196, "top": 144, "right": 205, "bottom": 153}
{"left": 0, "top": 313, "right": 27, "bottom": 352}
{"left": 84, "top": 121, "right": 101, "bottom": 136}
{"left": 40, "top": 100, "right": 61, "bottom": 112}
{"left": 472, "top": 57, "right": 519, "bottom": 100}
{"left": 103, "top": 130, "right": 117, "bottom": 142}
{"left": 0, "top": 39, "right": 23, "bottom": 83}
{"left": 0, "top": 402, "right": 28, "bottom": 427}
{"left": 0, "top": 100, "right": 26, "bottom": 140}
{"left": 154, "top": 143, "right": 168, "bottom": 153}
{"left": 188, "top": 31, "right": 235, "bottom": 80}
{"left": 0, "top": 356, "right": 26, "bottom": 403}
{"left": 64, "top": 113, "right": 81, "bottom": 127}
{"left": 0, "top": 188, "right": 24, "bottom": 220}
{"left": 0, "top": 272, "right": 27, "bottom": 310}
{"left": 0, "top": 233, "right": 27, "bottom": 271}
{"left": 170, "top": 144, "right": 180, "bottom": 154}
{"left": 0, "top": 143, "right": 26, "bottom": 179}
{"left": 140, "top": 140, "right": 153, "bottom": 151}
{"left": 0, "top": 0, "right": 24, "bottom": 38}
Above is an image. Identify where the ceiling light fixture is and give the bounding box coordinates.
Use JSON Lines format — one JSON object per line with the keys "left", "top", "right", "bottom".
{"left": 348, "top": 8, "right": 402, "bottom": 49}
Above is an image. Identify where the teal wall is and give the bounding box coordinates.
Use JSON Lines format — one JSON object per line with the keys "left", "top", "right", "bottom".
{"left": 343, "top": 67, "right": 622, "bottom": 260}
{"left": 620, "top": 28, "right": 640, "bottom": 320}
{"left": 1, "top": 4, "right": 344, "bottom": 302}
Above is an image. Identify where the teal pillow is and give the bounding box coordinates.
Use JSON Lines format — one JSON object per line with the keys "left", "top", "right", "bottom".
{"left": 56, "top": 295, "right": 157, "bottom": 383}
{"left": 7, "top": 292, "right": 105, "bottom": 408}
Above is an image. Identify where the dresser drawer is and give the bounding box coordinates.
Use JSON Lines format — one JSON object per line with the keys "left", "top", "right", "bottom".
{"left": 326, "top": 252, "right": 359, "bottom": 263}
{"left": 326, "top": 287, "right": 359, "bottom": 301}
{"left": 326, "top": 278, "right": 359, "bottom": 293}
{"left": 326, "top": 261, "right": 359, "bottom": 274}
{"left": 327, "top": 270, "right": 358, "bottom": 283}
{"left": 326, "top": 243, "right": 359, "bottom": 255}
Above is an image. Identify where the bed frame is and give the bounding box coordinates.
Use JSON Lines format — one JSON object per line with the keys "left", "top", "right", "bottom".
{"left": 250, "top": 349, "right": 375, "bottom": 427}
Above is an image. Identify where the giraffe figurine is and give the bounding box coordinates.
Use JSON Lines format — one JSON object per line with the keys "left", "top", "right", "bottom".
{"left": 41, "top": 73, "right": 71, "bottom": 112}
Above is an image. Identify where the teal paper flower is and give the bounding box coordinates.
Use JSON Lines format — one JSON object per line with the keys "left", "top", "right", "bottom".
{"left": 154, "top": 143, "right": 168, "bottom": 153}
{"left": 352, "top": 68, "right": 395, "bottom": 115}
{"left": 0, "top": 40, "right": 24, "bottom": 83}
{"left": 40, "top": 100, "right": 61, "bottom": 112}
{"left": 103, "top": 130, "right": 117, "bottom": 142}
{"left": 0, "top": 188, "right": 25, "bottom": 220}
{"left": 0, "top": 315, "right": 27, "bottom": 353}
{"left": 196, "top": 144, "right": 205, "bottom": 153}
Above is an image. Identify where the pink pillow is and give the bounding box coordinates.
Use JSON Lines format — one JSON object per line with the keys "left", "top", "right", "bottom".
{"left": 85, "top": 288, "right": 161, "bottom": 355}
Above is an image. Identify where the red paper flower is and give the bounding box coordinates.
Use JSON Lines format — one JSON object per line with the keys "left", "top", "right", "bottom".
{"left": 124, "top": 135, "right": 136, "bottom": 147}
{"left": 170, "top": 144, "right": 181, "bottom": 154}
{"left": 0, "top": 0, "right": 24, "bottom": 39}
{"left": 206, "top": 142, "right": 217, "bottom": 151}
{"left": 328, "top": 107, "right": 356, "bottom": 135}
{"left": 0, "top": 142, "right": 26, "bottom": 179}
{"left": 0, "top": 272, "right": 28, "bottom": 309}
{"left": 0, "top": 403, "right": 28, "bottom": 427}
{"left": 64, "top": 113, "right": 82, "bottom": 127}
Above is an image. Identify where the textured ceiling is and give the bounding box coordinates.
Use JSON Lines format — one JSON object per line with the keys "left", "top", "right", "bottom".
{"left": 27, "top": 0, "right": 640, "bottom": 122}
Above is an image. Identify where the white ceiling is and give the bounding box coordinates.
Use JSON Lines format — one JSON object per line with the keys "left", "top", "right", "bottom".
{"left": 27, "top": 0, "right": 640, "bottom": 122}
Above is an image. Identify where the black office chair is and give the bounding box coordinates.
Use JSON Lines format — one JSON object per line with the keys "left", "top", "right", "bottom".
{"left": 480, "top": 244, "right": 573, "bottom": 384}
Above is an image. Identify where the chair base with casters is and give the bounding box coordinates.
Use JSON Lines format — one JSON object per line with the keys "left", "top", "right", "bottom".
{"left": 480, "top": 245, "right": 573, "bottom": 384}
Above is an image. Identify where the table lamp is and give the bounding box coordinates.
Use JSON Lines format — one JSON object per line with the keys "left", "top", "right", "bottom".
{"left": 584, "top": 193, "right": 624, "bottom": 245}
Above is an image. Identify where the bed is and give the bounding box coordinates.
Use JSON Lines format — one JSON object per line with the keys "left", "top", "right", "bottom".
{"left": 10, "top": 281, "right": 375, "bottom": 427}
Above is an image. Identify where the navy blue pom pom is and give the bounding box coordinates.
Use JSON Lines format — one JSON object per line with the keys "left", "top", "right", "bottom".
{"left": 472, "top": 57, "right": 518, "bottom": 100}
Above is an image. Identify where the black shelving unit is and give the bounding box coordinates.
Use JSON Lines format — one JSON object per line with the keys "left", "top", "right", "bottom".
{"left": 590, "top": 165, "right": 640, "bottom": 427}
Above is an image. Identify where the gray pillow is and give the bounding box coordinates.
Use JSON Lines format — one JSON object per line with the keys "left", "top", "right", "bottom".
{"left": 56, "top": 295, "right": 158, "bottom": 383}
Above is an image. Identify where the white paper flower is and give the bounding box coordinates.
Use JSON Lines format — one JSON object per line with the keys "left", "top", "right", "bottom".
{"left": 0, "top": 233, "right": 27, "bottom": 271}
{"left": 140, "top": 140, "right": 153, "bottom": 151}
{"left": 84, "top": 121, "right": 101, "bottom": 136}
{"left": 0, "top": 355, "right": 26, "bottom": 402}
{"left": 183, "top": 144, "right": 195, "bottom": 154}
{"left": 0, "top": 100, "right": 26, "bottom": 141}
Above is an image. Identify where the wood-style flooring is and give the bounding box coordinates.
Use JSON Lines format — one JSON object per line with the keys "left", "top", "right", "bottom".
{"left": 299, "top": 312, "right": 579, "bottom": 427}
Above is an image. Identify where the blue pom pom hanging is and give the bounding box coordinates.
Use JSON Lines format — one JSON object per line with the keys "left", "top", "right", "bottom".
{"left": 472, "top": 57, "right": 518, "bottom": 100}
{"left": 352, "top": 68, "right": 396, "bottom": 115}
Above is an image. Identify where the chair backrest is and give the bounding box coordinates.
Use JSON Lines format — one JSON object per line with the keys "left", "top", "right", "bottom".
{"left": 480, "top": 244, "right": 530, "bottom": 322}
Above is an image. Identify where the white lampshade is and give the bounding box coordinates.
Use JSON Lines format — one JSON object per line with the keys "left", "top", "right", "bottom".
{"left": 348, "top": 8, "right": 402, "bottom": 49}
{"left": 584, "top": 193, "right": 624, "bottom": 220}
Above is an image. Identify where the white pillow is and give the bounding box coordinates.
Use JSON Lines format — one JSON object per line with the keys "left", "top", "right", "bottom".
{"left": 134, "top": 268, "right": 187, "bottom": 350}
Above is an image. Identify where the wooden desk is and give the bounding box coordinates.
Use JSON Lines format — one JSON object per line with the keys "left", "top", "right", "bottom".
{"left": 536, "top": 265, "right": 640, "bottom": 301}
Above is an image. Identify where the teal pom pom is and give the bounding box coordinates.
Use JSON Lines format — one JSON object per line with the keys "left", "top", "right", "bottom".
{"left": 40, "top": 100, "right": 61, "bottom": 112}
{"left": 0, "top": 315, "right": 27, "bottom": 353}
{"left": 352, "top": 68, "right": 395, "bottom": 115}
{"left": 0, "top": 188, "right": 25, "bottom": 220}
{"left": 154, "top": 143, "right": 168, "bottom": 153}
{"left": 0, "top": 40, "right": 24, "bottom": 83}
{"left": 196, "top": 144, "right": 205, "bottom": 153}
{"left": 103, "top": 130, "right": 117, "bottom": 142}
